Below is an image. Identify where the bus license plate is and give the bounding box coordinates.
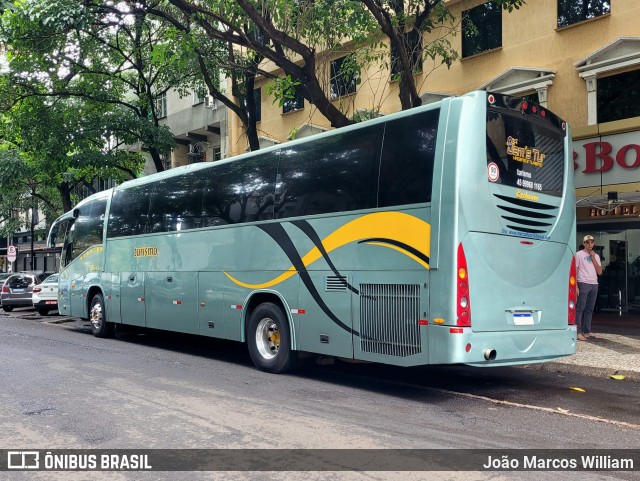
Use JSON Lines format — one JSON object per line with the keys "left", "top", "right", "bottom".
{"left": 513, "top": 312, "right": 534, "bottom": 326}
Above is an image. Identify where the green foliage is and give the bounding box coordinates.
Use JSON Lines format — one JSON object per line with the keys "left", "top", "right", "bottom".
{"left": 267, "top": 75, "right": 302, "bottom": 108}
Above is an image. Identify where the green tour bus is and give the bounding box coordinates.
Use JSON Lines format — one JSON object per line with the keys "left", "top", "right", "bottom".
{"left": 47, "top": 91, "right": 577, "bottom": 373}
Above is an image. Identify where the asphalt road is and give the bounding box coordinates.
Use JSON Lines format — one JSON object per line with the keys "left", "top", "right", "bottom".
{"left": 1, "top": 308, "right": 639, "bottom": 481}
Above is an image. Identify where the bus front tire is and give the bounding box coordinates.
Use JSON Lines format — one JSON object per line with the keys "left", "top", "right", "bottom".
{"left": 247, "top": 302, "right": 297, "bottom": 373}
{"left": 90, "top": 293, "right": 114, "bottom": 338}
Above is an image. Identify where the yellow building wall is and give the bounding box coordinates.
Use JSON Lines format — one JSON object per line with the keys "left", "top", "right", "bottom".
{"left": 228, "top": 0, "right": 640, "bottom": 156}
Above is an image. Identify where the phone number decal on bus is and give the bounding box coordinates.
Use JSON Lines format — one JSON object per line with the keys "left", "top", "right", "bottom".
{"left": 516, "top": 178, "right": 543, "bottom": 191}
{"left": 133, "top": 247, "right": 158, "bottom": 258}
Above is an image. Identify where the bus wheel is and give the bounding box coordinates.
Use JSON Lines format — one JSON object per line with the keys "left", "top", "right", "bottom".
{"left": 90, "top": 293, "right": 114, "bottom": 338}
{"left": 247, "top": 302, "right": 297, "bottom": 373}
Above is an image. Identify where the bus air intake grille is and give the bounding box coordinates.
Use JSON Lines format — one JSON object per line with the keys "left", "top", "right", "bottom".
{"left": 325, "top": 276, "right": 349, "bottom": 292}
{"left": 493, "top": 194, "right": 558, "bottom": 235}
{"left": 359, "top": 284, "right": 421, "bottom": 357}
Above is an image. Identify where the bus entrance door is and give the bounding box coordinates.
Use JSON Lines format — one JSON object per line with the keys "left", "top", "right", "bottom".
{"left": 120, "top": 271, "right": 146, "bottom": 327}
{"left": 69, "top": 275, "right": 87, "bottom": 317}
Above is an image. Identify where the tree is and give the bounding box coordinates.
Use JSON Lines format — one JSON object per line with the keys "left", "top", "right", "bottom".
{"left": 146, "top": 11, "right": 271, "bottom": 151}
{"left": 155, "top": 0, "right": 525, "bottom": 133}
{"left": 0, "top": 0, "right": 181, "bottom": 172}
{"left": 155, "top": 0, "right": 378, "bottom": 129}
{"left": 0, "top": 93, "right": 145, "bottom": 214}
{"left": 0, "top": 148, "right": 31, "bottom": 239}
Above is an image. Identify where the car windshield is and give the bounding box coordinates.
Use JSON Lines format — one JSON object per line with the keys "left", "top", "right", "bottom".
{"left": 43, "top": 274, "right": 59, "bottom": 284}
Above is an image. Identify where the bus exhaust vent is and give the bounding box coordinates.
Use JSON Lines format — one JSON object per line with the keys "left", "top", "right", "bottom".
{"left": 326, "top": 276, "right": 348, "bottom": 292}
{"left": 360, "top": 284, "right": 421, "bottom": 357}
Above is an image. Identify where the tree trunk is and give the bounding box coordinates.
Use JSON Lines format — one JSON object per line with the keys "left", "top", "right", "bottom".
{"left": 147, "top": 146, "right": 165, "bottom": 173}
{"left": 58, "top": 183, "right": 73, "bottom": 214}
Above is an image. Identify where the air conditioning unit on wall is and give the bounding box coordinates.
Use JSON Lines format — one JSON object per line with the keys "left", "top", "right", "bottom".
{"left": 205, "top": 96, "right": 218, "bottom": 110}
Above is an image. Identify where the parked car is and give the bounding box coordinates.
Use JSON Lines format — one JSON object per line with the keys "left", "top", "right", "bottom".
{"left": 1, "top": 272, "right": 53, "bottom": 312}
{"left": 0, "top": 273, "right": 12, "bottom": 307}
{"left": 32, "top": 274, "right": 60, "bottom": 316}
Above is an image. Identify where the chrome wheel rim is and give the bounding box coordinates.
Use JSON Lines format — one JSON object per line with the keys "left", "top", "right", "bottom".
{"left": 255, "top": 317, "right": 280, "bottom": 360}
{"left": 90, "top": 301, "right": 103, "bottom": 331}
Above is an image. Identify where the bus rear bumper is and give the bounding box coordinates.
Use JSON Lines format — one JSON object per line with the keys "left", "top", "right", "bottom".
{"left": 428, "top": 324, "right": 577, "bottom": 367}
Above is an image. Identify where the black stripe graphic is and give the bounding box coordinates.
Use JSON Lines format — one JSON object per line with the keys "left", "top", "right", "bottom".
{"left": 358, "top": 238, "right": 430, "bottom": 266}
{"left": 291, "top": 220, "right": 360, "bottom": 295}
{"left": 258, "top": 223, "right": 358, "bottom": 336}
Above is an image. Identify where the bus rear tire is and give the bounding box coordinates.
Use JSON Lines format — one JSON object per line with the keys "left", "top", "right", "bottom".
{"left": 90, "top": 293, "right": 114, "bottom": 338}
{"left": 247, "top": 302, "right": 297, "bottom": 373}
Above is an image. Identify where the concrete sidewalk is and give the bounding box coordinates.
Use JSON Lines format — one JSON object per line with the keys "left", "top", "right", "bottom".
{"left": 536, "top": 314, "right": 640, "bottom": 381}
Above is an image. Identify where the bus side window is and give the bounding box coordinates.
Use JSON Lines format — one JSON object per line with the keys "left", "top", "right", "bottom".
{"left": 149, "top": 174, "right": 204, "bottom": 233}
{"left": 378, "top": 109, "right": 439, "bottom": 207}
{"left": 108, "top": 185, "right": 152, "bottom": 238}
{"left": 275, "top": 125, "right": 381, "bottom": 219}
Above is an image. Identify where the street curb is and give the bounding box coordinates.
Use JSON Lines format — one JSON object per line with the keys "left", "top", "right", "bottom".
{"left": 522, "top": 361, "right": 640, "bottom": 383}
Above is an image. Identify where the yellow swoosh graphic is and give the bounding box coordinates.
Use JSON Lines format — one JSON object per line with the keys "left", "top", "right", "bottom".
{"left": 225, "top": 212, "right": 430, "bottom": 289}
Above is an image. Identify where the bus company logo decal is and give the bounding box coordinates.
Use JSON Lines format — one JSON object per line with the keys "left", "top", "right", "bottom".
{"left": 515, "top": 189, "right": 539, "bottom": 202}
{"left": 506, "top": 136, "right": 546, "bottom": 168}
{"left": 133, "top": 246, "right": 158, "bottom": 258}
{"left": 223, "top": 212, "right": 431, "bottom": 335}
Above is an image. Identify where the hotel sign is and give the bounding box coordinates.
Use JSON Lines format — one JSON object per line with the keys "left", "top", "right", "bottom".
{"left": 573, "top": 130, "right": 640, "bottom": 188}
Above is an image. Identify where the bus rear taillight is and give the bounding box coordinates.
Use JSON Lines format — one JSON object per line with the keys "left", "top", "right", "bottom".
{"left": 457, "top": 243, "right": 471, "bottom": 327}
{"left": 568, "top": 257, "right": 577, "bottom": 325}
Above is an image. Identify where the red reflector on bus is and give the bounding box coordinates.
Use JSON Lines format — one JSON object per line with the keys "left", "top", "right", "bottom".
{"left": 419, "top": 320, "right": 428, "bottom": 326}
{"left": 521, "top": 240, "right": 534, "bottom": 245}
{"left": 173, "top": 300, "right": 182, "bottom": 305}
{"left": 230, "top": 304, "right": 242, "bottom": 310}
{"left": 290, "top": 309, "right": 306, "bottom": 315}
{"left": 450, "top": 328, "right": 463, "bottom": 334}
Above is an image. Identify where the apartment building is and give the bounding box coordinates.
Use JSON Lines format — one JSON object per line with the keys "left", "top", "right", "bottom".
{"left": 156, "top": 89, "right": 228, "bottom": 171}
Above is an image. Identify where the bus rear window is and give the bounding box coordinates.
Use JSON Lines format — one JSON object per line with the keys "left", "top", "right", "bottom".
{"left": 486, "top": 112, "right": 564, "bottom": 197}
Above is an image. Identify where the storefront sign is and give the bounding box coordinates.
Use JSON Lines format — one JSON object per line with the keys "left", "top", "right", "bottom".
{"left": 577, "top": 203, "right": 640, "bottom": 221}
{"left": 574, "top": 130, "right": 640, "bottom": 188}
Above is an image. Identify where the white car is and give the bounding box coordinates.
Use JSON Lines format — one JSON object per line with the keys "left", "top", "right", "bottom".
{"left": 32, "top": 274, "right": 59, "bottom": 316}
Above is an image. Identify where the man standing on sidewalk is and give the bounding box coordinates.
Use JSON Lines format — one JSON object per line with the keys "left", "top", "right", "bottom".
{"left": 576, "top": 235, "right": 603, "bottom": 341}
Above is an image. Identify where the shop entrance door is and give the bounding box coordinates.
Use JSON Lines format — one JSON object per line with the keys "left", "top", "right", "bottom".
{"left": 585, "top": 229, "right": 640, "bottom": 316}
